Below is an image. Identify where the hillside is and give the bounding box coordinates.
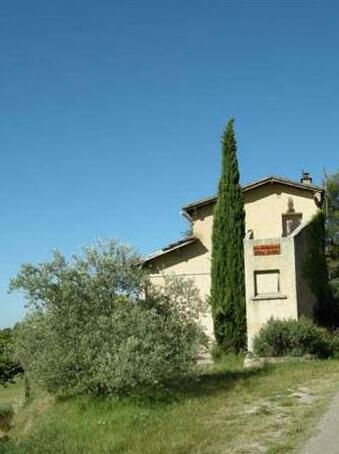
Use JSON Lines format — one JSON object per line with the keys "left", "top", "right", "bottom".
{"left": 1, "top": 358, "right": 339, "bottom": 453}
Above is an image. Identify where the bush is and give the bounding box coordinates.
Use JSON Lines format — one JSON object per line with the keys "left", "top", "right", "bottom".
{"left": 253, "top": 317, "right": 333, "bottom": 358}
{"left": 11, "top": 241, "right": 207, "bottom": 396}
{"left": 329, "top": 330, "right": 339, "bottom": 359}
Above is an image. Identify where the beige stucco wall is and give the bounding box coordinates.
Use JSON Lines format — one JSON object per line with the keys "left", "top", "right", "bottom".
{"left": 191, "top": 183, "right": 319, "bottom": 244}
{"left": 244, "top": 222, "right": 319, "bottom": 350}
{"left": 146, "top": 182, "right": 321, "bottom": 346}
{"left": 147, "top": 241, "right": 213, "bottom": 336}
{"left": 244, "top": 184, "right": 318, "bottom": 239}
{"left": 244, "top": 237, "right": 298, "bottom": 350}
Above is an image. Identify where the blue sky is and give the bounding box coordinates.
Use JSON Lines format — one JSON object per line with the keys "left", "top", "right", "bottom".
{"left": 0, "top": 0, "right": 338, "bottom": 327}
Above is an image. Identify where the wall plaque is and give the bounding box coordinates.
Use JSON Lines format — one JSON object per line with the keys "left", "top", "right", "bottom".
{"left": 253, "top": 244, "right": 281, "bottom": 256}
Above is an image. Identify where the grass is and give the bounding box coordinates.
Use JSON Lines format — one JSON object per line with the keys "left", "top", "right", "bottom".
{"left": 0, "top": 381, "right": 24, "bottom": 410}
{"left": 1, "top": 358, "right": 339, "bottom": 453}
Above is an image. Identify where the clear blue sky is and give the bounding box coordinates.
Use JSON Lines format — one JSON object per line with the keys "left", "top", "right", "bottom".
{"left": 1, "top": 1, "right": 338, "bottom": 327}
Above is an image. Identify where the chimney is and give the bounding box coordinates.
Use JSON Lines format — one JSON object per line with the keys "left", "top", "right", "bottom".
{"left": 300, "top": 171, "right": 312, "bottom": 185}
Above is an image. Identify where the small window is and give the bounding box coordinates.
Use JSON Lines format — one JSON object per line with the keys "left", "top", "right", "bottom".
{"left": 282, "top": 213, "right": 302, "bottom": 237}
{"left": 254, "top": 270, "right": 280, "bottom": 296}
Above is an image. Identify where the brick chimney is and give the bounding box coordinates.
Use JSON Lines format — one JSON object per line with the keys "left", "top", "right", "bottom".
{"left": 300, "top": 171, "right": 312, "bottom": 185}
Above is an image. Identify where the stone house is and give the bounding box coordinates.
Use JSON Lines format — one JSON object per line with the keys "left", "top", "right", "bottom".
{"left": 142, "top": 173, "right": 324, "bottom": 349}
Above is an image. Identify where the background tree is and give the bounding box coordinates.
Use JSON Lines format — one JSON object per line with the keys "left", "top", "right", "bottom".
{"left": 210, "top": 119, "right": 246, "bottom": 352}
{"left": 0, "top": 326, "right": 23, "bottom": 386}
{"left": 324, "top": 170, "right": 339, "bottom": 298}
{"left": 303, "top": 211, "right": 338, "bottom": 327}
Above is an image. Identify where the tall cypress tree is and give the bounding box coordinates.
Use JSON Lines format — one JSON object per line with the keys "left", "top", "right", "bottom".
{"left": 210, "top": 119, "right": 246, "bottom": 352}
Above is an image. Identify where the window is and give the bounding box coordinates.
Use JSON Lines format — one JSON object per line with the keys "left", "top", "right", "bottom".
{"left": 282, "top": 213, "right": 302, "bottom": 237}
{"left": 254, "top": 270, "right": 280, "bottom": 296}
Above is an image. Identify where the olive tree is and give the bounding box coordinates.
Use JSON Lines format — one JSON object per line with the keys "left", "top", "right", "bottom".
{"left": 0, "top": 327, "right": 23, "bottom": 387}
{"left": 11, "top": 240, "right": 206, "bottom": 396}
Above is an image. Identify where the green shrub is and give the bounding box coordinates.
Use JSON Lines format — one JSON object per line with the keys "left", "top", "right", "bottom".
{"left": 329, "top": 331, "right": 339, "bottom": 359}
{"left": 11, "top": 241, "right": 207, "bottom": 397}
{"left": 253, "top": 317, "right": 333, "bottom": 358}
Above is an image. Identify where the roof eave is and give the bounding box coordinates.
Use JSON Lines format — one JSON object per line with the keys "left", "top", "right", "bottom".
{"left": 140, "top": 236, "right": 197, "bottom": 265}
{"left": 182, "top": 176, "right": 324, "bottom": 215}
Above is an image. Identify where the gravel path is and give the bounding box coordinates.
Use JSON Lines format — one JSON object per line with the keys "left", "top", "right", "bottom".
{"left": 299, "top": 391, "right": 339, "bottom": 453}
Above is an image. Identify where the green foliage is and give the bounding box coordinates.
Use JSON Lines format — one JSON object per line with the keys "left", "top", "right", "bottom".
{"left": 210, "top": 119, "right": 246, "bottom": 352}
{"left": 329, "top": 333, "right": 339, "bottom": 359}
{"left": 325, "top": 171, "right": 339, "bottom": 299}
{"left": 0, "top": 328, "right": 23, "bottom": 387}
{"left": 302, "top": 211, "right": 339, "bottom": 326}
{"left": 10, "top": 240, "right": 206, "bottom": 397}
{"left": 253, "top": 317, "right": 333, "bottom": 358}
